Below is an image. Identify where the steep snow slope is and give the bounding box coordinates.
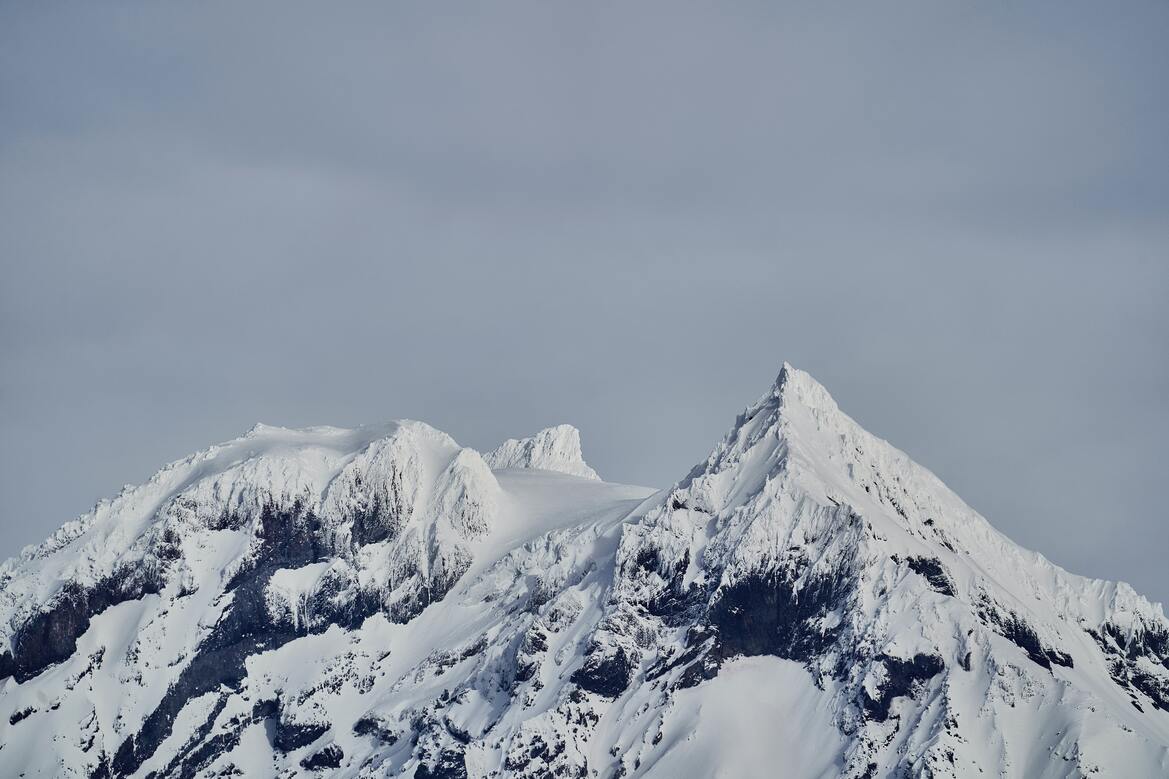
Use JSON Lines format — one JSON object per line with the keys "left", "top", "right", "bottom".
{"left": 0, "top": 365, "right": 1167, "bottom": 778}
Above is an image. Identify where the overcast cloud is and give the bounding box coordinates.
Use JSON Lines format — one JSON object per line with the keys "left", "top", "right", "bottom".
{"left": 2, "top": 2, "right": 1167, "bottom": 603}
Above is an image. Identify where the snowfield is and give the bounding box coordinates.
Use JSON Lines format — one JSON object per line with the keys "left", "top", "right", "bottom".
{"left": 1, "top": 364, "right": 1167, "bottom": 778}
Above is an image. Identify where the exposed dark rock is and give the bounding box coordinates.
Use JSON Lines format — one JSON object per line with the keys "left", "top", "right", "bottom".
{"left": 522, "top": 628, "right": 548, "bottom": 655}
{"left": 224, "top": 503, "right": 331, "bottom": 590}
{"left": 351, "top": 507, "right": 393, "bottom": 546}
{"left": 676, "top": 653, "right": 720, "bottom": 690}
{"left": 708, "top": 565, "right": 850, "bottom": 663}
{"left": 1094, "top": 622, "right": 1169, "bottom": 668}
{"left": 4, "top": 565, "right": 163, "bottom": 683}
{"left": 156, "top": 693, "right": 235, "bottom": 779}
{"left": 513, "top": 656, "right": 538, "bottom": 684}
{"left": 300, "top": 744, "right": 344, "bottom": 771}
{"left": 103, "top": 495, "right": 464, "bottom": 777}
{"left": 904, "top": 557, "right": 956, "bottom": 597}
{"left": 978, "top": 600, "right": 1073, "bottom": 671}
{"left": 863, "top": 653, "right": 945, "bottom": 721}
{"left": 648, "top": 628, "right": 719, "bottom": 690}
{"left": 353, "top": 715, "right": 399, "bottom": 745}
{"left": 1128, "top": 669, "right": 1169, "bottom": 712}
{"left": 349, "top": 469, "right": 411, "bottom": 547}
{"left": 111, "top": 506, "right": 322, "bottom": 777}
{"left": 644, "top": 550, "right": 709, "bottom": 628}
{"left": 89, "top": 759, "right": 112, "bottom": 779}
{"left": 415, "top": 747, "right": 468, "bottom": 779}
{"left": 168, "top": 729, "right": 243, "bottom": 779}
{"left": 1087, "top": 624, "right": 1169, "bottom": 711}
{"left": 444, "top": 719, "right": 472, "bottom": 745}
{"left": 571, "top": 645, "right": 635, "bottom": 698}
{"left": 111, "top": 585, "right": 291, "bottom": 775}
{"left": 997, "top": 614, "right": 1072, "bottom": 670}
{"left": 251, "top": 698, "right": 280, "bottom": 720}
{"left": 8, "top": 706, "right": 34, "bottom": 725}
{"left": 503, "top": 733, "right": 570, "bottom": 776}
{"left": 273, "top": 720, "right": 330, "bottom": 753}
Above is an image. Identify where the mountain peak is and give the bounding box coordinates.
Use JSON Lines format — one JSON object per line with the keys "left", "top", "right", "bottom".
{"left": 682, "top": 362, "right": 844, "bottom": 492}
{"left": 484, "top": 424, "right": 600, "bottom": 480}
{"left": 768, "top": 361, "right": 839, "bottom": 415}
{"left": 3, "top": 370, "right": 1168, "bottom": 778}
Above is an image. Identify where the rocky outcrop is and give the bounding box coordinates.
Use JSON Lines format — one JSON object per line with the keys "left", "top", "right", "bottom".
{"left": 485, "top": 424, "right": 600, "bottom": 479}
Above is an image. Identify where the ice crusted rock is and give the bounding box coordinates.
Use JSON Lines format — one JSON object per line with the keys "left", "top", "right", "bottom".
{"left": 1, "top": 366, "right": 1167, "bottom": 778}
{"left": 484, "top": 424, "right": 600, "bottom": 480}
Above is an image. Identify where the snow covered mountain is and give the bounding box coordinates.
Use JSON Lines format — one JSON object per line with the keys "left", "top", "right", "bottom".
{"left": 1, "top": 364, "right": 1167, "bottom": 778}
{"left": 484, "top": 425, "right": 600, "bottom": 481}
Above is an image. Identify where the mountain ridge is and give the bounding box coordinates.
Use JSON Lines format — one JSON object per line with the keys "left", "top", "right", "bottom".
{"left": 0, "top": 364, "right": 1166, "bottom": 777}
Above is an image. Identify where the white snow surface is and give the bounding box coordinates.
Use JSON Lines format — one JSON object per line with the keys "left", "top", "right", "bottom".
{"left": 485, "top": 424, "right": 600, "bottom": 480}
{"left": 648, "top": 656, "right": 845, "bottom": 779}
{"left": 0, "top": 364, "right": 1166, "bottom": 778}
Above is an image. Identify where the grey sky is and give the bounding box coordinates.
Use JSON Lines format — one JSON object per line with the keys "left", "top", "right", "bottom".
{"left": 2, "top": 2, "right": 1167, "bottom": 604}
